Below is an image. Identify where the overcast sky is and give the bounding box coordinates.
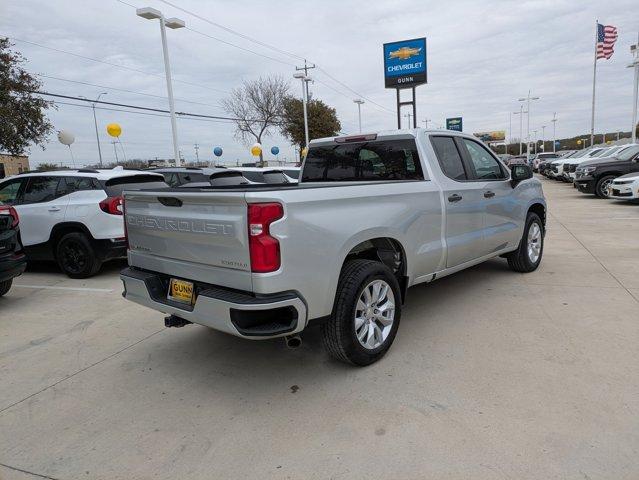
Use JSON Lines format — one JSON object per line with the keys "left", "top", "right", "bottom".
{"left": 2, "top": 0, "right": 638, "bottom": 168}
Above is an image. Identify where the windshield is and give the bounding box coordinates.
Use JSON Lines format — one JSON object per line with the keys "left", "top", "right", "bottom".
{"left": 618, "top": 145, "right": 639, "bottom": 161}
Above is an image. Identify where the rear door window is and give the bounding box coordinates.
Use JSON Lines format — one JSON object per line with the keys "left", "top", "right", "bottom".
{"left": 0, "top": 178, "right": 25, "bottom": 204}
{"left": 22, "top": 176, "right": 61, "bottom": 204}
{"left": 302, "top": 139, "right": 424, "bottom": 182}
{"left": 103, "top": 174, "right": 167, "bottom": 196}
{"left": 430, "top": 136, "right": 467, "bottom": 181}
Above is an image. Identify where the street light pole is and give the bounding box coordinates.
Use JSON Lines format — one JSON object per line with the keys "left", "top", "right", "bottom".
{"left": 518, "top": 90, "right": 540, "bottom": 162}
{"left": 353, "top": 99, "right": 364, "bottom": 133}
{"left": 513, "top": 105, "right": 527, "bottom": 155}
{"left": 629, "top": 35, "right": 639, "bottom": 144}
{"left": 137, "top": 7, "right": 184, "bottom": 165}
{"left": 404, "top": 113, "right": 412, "bottom": 129}
{"left": 551, "top": 113, "right": 557, "bottom": 152}
{"left": 541, "top": 125, "right": 546, "bottom": 152}
{"left": 92, "top": 92, "right": 107, "bottom": 166}
{"left": 421, "top": 119, "right": 431, "bottom": 129}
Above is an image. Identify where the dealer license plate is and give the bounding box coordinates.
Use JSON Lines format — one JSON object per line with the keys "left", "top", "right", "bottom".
{"left": 168, "top": 278, "right": 195, "bottom": 305}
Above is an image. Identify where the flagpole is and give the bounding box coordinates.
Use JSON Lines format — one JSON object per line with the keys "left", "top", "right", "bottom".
{"left": 590, "top": 20, "right": 598, "bottom": 147}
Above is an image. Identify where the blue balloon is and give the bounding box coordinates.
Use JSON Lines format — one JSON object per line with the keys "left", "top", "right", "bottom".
{"left": 213, "top": 146, "right": 223, "bottom": 157}
{"left": 271, "top": 146, "right": 280, "bottom": 155}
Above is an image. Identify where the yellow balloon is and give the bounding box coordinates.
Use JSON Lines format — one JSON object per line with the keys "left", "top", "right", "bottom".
{"left": 106, "top": 123, "right": 122, "bottom": 138}
{"left": 301, "top": 147, "right": 308, "bottom": 158}
{"left": 577, "top": 139, "right": 582, "bottom": 144}
{"left": 251, "top": 143, "right": 262, "bottom": 156}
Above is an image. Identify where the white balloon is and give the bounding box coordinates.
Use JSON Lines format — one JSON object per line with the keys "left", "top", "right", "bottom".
{"left": 57, "top": 130, "right": 75, "bottom": 146}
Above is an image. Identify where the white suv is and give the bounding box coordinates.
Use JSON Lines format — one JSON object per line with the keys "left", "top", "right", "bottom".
{"left": 0, "top": 168, "right": 166, "bottom": 278}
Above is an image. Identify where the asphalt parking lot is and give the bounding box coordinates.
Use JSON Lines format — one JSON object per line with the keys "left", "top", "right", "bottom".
{"left": 1, "top": 177, "right": 638, "bottom": 480}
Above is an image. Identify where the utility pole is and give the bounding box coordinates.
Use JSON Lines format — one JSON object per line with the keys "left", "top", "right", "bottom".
{"left": 551, "top": 113, "right": 557, "bottom": 152}
{"left": 112, "top": 141, "right": 119, "bottom": 164}
{"left": 532, "top": 130, "right": 538, "bottom": 155}
{"left": 421, "top": 119, "right": 431, "bottom": 129}
{"left": 541, "top": 125, "right": 546, "bottom": 152}
{"left": 629, "top": 34, "right": 639, "bottom": 144}
{"left": 194, "top": 143, "right": 200, "bottom": 163}
{"left": 294, "top": 60, "right": 316, "bottom": 149}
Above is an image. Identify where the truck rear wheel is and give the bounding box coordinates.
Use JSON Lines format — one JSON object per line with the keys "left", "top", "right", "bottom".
{"left": 506, "top": 212, "right": 544, "bottom": 273}
{"left": 322, "top": 259, "right": 402, "bottom": 366}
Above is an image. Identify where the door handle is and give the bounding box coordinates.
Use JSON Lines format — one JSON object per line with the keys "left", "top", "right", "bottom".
{"left": 447, "top": 194, "right": 462, "bottom": 203}
{"left": 484, "top": 191, "right": 495, "bottom": 198}
{"left": 48, "top": 206, "right": 61, "bottom": 212}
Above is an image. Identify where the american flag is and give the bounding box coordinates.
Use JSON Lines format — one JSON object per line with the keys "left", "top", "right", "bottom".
{"left": 596, "top": 23, "right": 618, "bottom": 60}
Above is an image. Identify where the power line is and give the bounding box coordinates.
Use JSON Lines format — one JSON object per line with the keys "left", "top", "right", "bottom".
{"left": 7, "top": 36, "right": 228, "bottom": 94}
{"left": 133, "top": 1, "right": 394, "bottom": 114}
{"left": 36, "top": 74, "right": 225, "bottom": 109}
{"left": 154, "top": 0, "right": 306, "bottom": 61}
{"left": 36, "top": 91, "right": 283, "bottom": 124}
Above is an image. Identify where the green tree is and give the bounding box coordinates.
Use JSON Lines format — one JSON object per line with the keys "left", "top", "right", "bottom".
{"left": 280, "top": 97, "right": 341, "bottom": 151}
{"left": 0, "top": 38, "right": 54, "bottom": 155}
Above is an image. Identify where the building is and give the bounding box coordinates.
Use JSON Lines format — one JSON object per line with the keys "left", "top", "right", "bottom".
{"left": 0, "top": 154, "right": 30, "bottom": 178}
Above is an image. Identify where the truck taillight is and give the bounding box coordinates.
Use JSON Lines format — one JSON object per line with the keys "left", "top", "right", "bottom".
{"left": 99, "top": 196, "right": 124, "bottom": 215}
{"left": 122, "top": 197, "right": 129, "bottom": 249}
{"left": 0, "top": 205, "right": 19, "bottom": 228}
{"left": 247, "top": 202, "right": 283, "bottom": 273}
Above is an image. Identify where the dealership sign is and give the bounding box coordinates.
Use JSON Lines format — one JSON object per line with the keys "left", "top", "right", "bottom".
{"left": 446, "top": 117, "right": 463, "bottom": 132}
{"left": 383, "top": 38, "right": 427, "bottom": 88}
{"left": 473, "top": 131, "right": 506, "bottom": 142}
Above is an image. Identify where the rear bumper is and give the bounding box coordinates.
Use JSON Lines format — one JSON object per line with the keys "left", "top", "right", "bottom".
{"left": 0, "top": 252, "right": 27, "bottom": 282}
{"left": 120, "top": 267, "right": 308, "bottom": 339}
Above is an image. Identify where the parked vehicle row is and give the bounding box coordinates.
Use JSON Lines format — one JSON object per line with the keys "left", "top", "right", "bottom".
{"left": 120, "top": 129, "right": 546, "bottom": 365}
{"left": 0, "top": 166, "right": 298, "bottom": 279}
{"left": 538, "top": 143, "right": 639, "bottom": 200}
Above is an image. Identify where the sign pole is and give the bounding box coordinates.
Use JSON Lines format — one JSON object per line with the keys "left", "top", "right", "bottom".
{"left": 396, "top": 89, "right": 401, "bottom": 129}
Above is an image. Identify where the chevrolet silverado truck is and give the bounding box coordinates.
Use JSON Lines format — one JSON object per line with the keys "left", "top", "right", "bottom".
{"left": 120, "top": 130, "right": 546, "bottom": 365}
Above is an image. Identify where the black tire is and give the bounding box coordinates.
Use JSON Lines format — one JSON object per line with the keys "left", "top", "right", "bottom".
{"left": 56, "top": 232, "right": 102, "bottom": 278}
{"left": 0, "top": 279, "right": 12, "bottom": 297}
{"left": 595, "top": 175, "right": 615, "bottom": 198}
{"left": 506, "top": 212, "right": 544, "bottom": 273}
{"left": 321, "top": 259, "right": 402, "bottom": 366}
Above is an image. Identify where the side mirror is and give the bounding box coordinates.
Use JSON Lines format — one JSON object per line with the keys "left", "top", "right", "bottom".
{"left": 511, "top": 164, "right": 533, "bottom": 187}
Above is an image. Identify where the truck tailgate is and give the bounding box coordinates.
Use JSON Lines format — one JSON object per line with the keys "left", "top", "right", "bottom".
{"left": 124, "top": 190, "right": 252, "bottom": 291}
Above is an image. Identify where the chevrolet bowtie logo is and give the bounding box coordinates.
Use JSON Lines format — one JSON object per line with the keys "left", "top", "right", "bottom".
{"left": 389, "top": 46, "right": 422, "bottom": 60}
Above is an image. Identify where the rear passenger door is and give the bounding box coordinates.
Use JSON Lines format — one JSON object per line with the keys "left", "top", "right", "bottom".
{"left": 15, "top": 176, "right": 69, "bottom": 246}
{"left": 430, "top": 136, "right": 486, "bottom": 268}
{"left": 458, "top": 138, "right": 520, "bottom": 256}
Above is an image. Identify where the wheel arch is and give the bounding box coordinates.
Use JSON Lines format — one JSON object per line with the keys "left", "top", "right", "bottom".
{"left": 340, "top": 236, "right": 408, "bottom": 302}
{"left": 49, "top": 222, "right": 95, "bottom": 248}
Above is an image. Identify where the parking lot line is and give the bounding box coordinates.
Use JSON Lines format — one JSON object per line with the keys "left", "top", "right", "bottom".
{"left": 12, "top": 284, "right": 114, "bottom": 293}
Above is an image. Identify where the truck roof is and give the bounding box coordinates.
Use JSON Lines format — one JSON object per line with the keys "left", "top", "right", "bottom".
{"left": 309, "top": 128, "right": 471, "bottom": 146}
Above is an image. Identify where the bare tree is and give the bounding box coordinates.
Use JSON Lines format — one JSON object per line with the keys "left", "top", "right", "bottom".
{"left": 222, "top": 75, "right": 289, "bottom": 165}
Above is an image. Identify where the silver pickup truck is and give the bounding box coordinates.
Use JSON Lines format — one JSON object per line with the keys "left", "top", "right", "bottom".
{"left": 121, "top": 129, "right": 546, "bottom": 365}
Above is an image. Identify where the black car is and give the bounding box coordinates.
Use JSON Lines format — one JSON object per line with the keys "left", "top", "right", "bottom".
{"left": 575, "top": 145, "right": 639, "bottom": 198}
{"left": 0, "top": 204, "right": 26, "bottom": 297}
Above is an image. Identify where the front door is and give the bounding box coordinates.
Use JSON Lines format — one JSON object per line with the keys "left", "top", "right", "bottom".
{"left": 458, "top": 138, "right": 520, "bottom": 256}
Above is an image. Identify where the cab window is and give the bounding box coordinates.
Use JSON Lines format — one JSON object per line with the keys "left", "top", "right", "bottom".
{"left": 461, "top": 139, "right": 506, "bottom": 180}
{"left": 430, "top": 136, "right": 467, "bottom": 181}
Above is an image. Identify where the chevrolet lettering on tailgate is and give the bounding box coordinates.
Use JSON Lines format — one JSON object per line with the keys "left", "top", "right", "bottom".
{"left": 127, "top": 214, "right": 234, "bottom": 236}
